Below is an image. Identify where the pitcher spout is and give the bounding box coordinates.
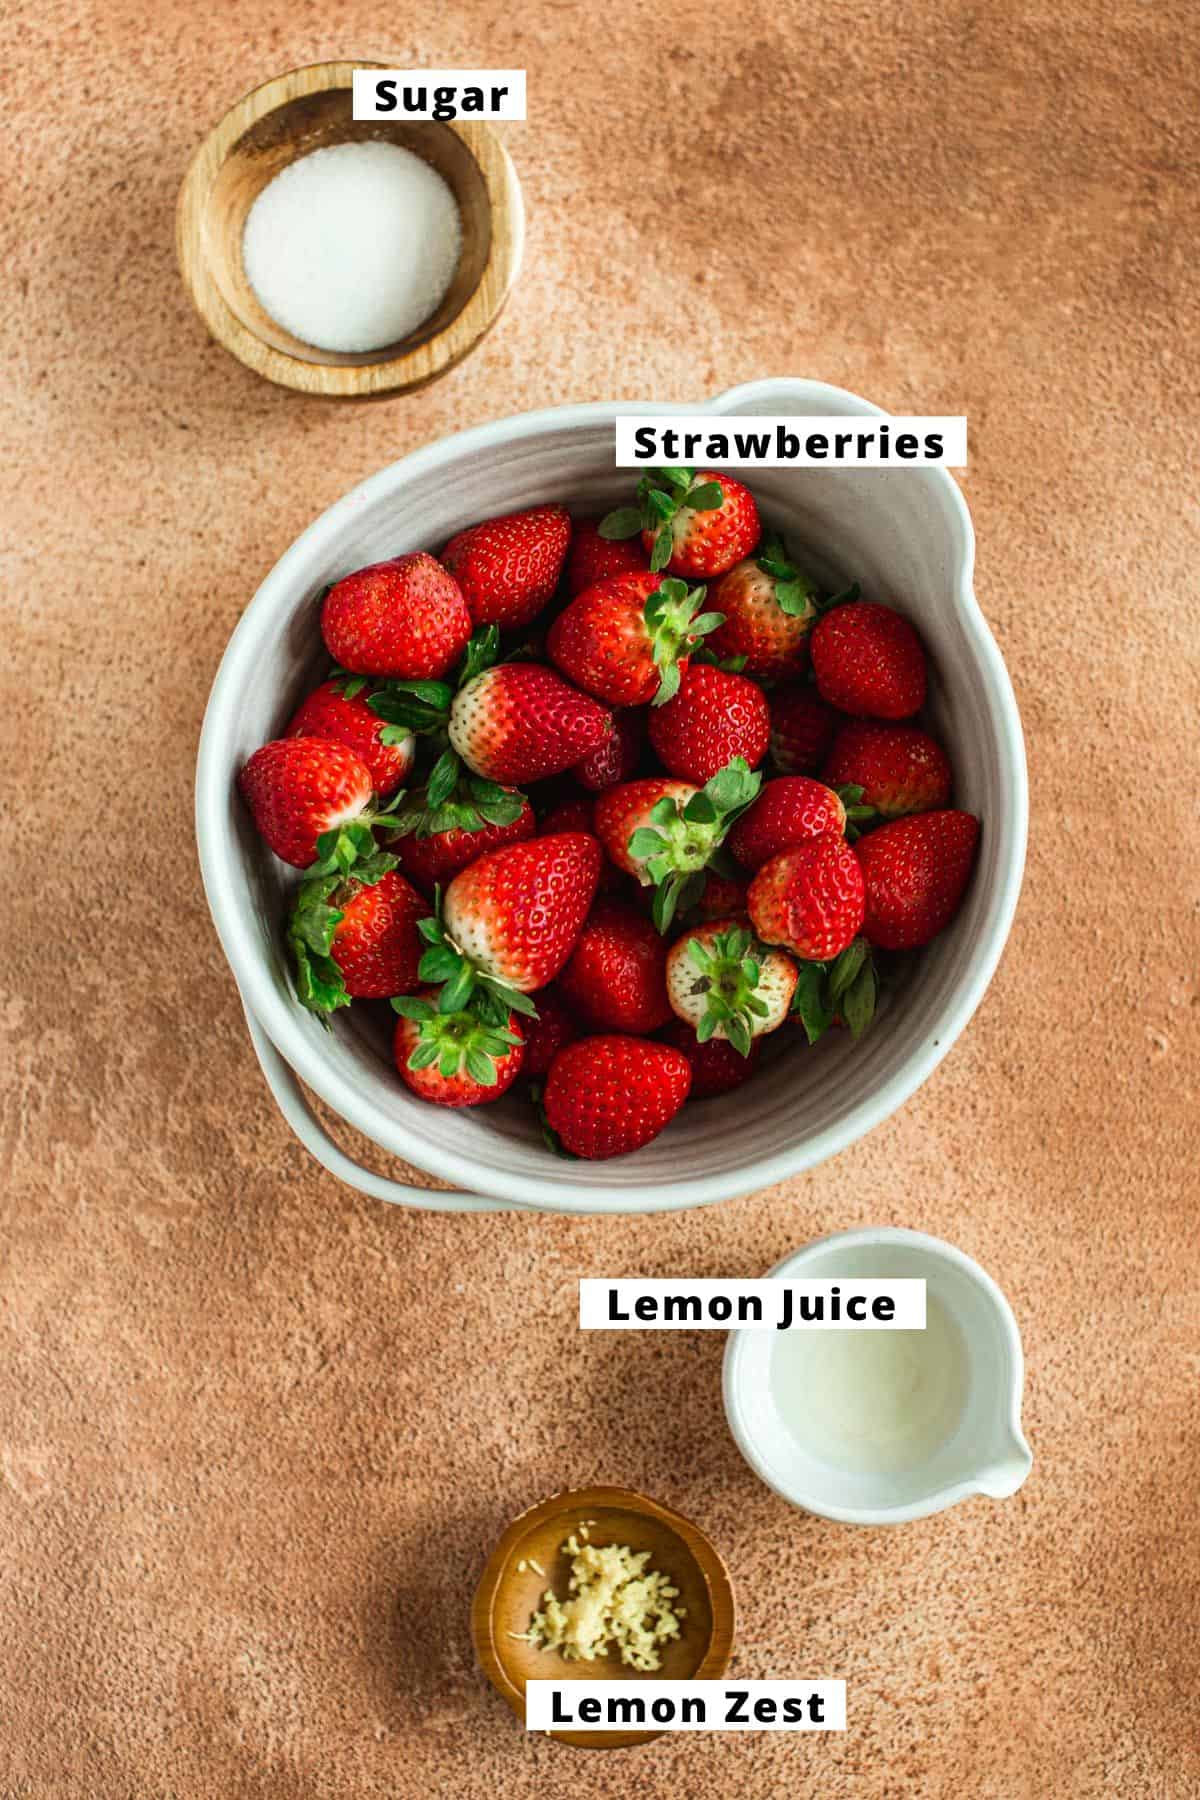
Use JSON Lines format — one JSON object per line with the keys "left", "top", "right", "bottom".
{"left": 974, "top": 1429, "right": 1033, "bottom": 1500}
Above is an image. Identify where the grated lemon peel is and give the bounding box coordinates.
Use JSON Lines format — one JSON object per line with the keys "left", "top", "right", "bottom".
{"left": 524, "top": 1533, "right": 685, "bottom": 1672}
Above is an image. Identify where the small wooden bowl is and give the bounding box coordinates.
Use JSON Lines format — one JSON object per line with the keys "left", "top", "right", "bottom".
{"left": 472, "top": 1486, "right": 735, "bottom": 1750}
{"left": 176, "top": 61, "right": 524, "bottom": 398}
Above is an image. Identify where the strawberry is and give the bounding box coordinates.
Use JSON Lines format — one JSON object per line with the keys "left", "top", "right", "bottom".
{"left": 391, "top": 987, "right": 524, "bottom": 1106}
{"left": 822, "top": 721, "right": 952, "bottom": 818}
{"left": 542, "top": 1036, "right": 691, "bottom": 1159}
{"left": 559, "top": 899, "right": 672, "bottom": 1035}
{"left": 565, "top": 516, "right": 651, "bottom": 597}
{"left": 600, "top": 468, "right": 760, "bottom": 578}
{"left": 646, "top": 664, "right": 769, "bottom": 784}
{"left": 707, "top": 537, "right": 817, "bottom": 679}
{"left": 768, "top": 686, "right": 841, "bottom": 774}
{"left": 238, "top": 737, "right": 400, "bottom": 871}
{"left": 855, "top": 810, "right": 979, "bottom": 949}
{"left": 321, "top": 553, "right": 471, "bottom": 680}
{"left": 385, "top": 786, "right": 535, "bottom": 894}
{"left": 548, "top": 572, "right": 723, "bottom": 707}
{"left": 810, "top": 600, "right": 927, "bottom": 719}
{"left": 593, "top": 759, "right": 761, "bottom": 931}
{"left": 440, "top": 503, "right": 571, "bottom": 630}
{"left": 665, "top": 920, "right": 797, "bottom": 1056}
{"left": 285, "top": 678, "right": 414, "bottom": 796}
{"left": 288, "top": 859, "right": 426, "bottom": 1015}
{"left": 429, "top": 832, "right": 602, "bottom": 996}
{"left": 729, "top": 777, "right": 849, "bottom": 871}
{"left": 448, "top": 663, "right": 612, "bottom": 784}
{"left": 573, "top": 707, "right": 645, "bottom": 791}
{"left": 748, "top": 834, "right": 865, "bottom": 961}
{"left": 519, "top": 986, "right": 581, "bottom": 1080}
{"left": 660, "top": 1019, "right": 761, "bottom": 1099}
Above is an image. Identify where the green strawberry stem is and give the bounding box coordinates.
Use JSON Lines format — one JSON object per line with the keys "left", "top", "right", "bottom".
{"left": 642, "top": 578, "right": 726, "bottom": 705}
{"left": 390, "top": 992, "right": 522, "bottom": 1087}
{"left": 414, "top": 897, "right": 539, "bottom": 1027}
{"left": 628, "top": 756, "right": 763, "bottom": 932}
{"left": 790, "top": 938, "right": 878, "bottom": 1044}
{"left": 686, "top": 925, "right": 774, "bottom": 1059}
{"left": 599, "top": 468, "right": 726, "bottom": 573}
{"left": 287, "top": 848, "right": 397, "bottom": 1019}
{"left": 384, "top": 760, "right": 527, "bottom": 840}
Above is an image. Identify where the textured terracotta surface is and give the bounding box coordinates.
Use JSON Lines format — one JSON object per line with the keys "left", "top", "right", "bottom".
{"left": 3, "top": 1, "right": 1198, "bottom": 1795}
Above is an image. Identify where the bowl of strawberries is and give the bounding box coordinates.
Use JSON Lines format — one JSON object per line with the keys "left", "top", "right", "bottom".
{"left": 196, "top": 377, "right": 1026, "bottom": 1213}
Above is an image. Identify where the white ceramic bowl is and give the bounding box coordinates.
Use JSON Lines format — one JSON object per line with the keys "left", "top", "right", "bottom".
{"left": 195, "top": 377, "right": 1026, "bottom": 1214}
{"left": 723, "top": 1227, "right": 1033, "bottom": 1526}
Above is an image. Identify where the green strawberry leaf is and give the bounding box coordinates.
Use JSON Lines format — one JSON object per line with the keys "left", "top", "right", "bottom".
{"left": 425, "top": 748, "right": 461, "bottom": 810}
{"left": 828, "top": 939, "right": 869, "bottom": 1003}
{"left": 649, "top": 526, "right": 674, "bottom": 573}
{"left": 791, "top": 960, "right": 834, "bottom": 1045}
{"left": 685, "top": 480, "right": 724, "bottom": 512}
{"left": 597, "top": 506, "right": 643, "bottom": 541}
{"left": 457, "top": 625, "right": 501, "bottom": 686}
{"left": 841, "top": 957, "right": 878, "bottom": 1041}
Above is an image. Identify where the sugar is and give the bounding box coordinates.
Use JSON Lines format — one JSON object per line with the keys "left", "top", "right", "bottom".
{"left": 242, "top": 140, "right": 463, "bottom": 354}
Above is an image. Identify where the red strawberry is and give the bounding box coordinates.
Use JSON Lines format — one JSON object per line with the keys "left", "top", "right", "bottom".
{"left": 565, "top": 517, "right": 651, "bottom": 597}
{"left": 520, "top": 986, "right": 581, "bottom": 1080}
{"left": 661, "top": 1018, "right": 761, "bottom": 1099}
{"left": 440, "top": 504, "right": 570, "bottom": 630}
{"left": 810, "top": 600, "right": 927, "bottom": 719}
{"left": 548, "top": 572, "right": 722, "bottom": 707}
{"left": 392, "top": 987, "right": 524, "bottom": 1107}
{"left": 769, "top": 686, "right": 841, "bottom": 775}
{"left": 600, "top": 469, "right": 760, "bottom": 578}
{"left": 286, "top": 678, "right": 414, "bottom": 796}
{"left": 729, "top": 777, "right": 847, "bottom": 871}
{"left": 748, "top": 834, "right": 865, "bottom": 961}
{"left": 542, "top": 1036, "right": 691, "bottom": 1159}
{"left": 573, "top": 707, "right": 645, "bottom": 791}
{"left": 822, "top": 721, "right": 952, "bottom": 817}
{"left": 288, "top": 863, "right": 426, "bottom": 1013}
{"left": 646, "top": 665, "right": 770, "bottom": 785}
{"left": 593, "top": 760, "right": 761, "bottom": 931}
{"left": 386, "top": 791, "right": 535, "bottom": 894}
{"left": 448, "top": 664, "right": 612, "bottom": 784}
{"left": 437, "top": 833, "right": 602, "bottom": 993}
{"left": 855, "top": 811, "right": 979, "bottom": 949}
{"left": 238, "top": 737, "right": 381, "bottom": 870}
{"left": 321, "top": 553, "right": 471, "bottom": 680}
{"left": 559, "top": 899, "right": 672, "bottom": 1035}
{"left": 708, "top": 538, "right": 817, "bottom": 679}
{"left": 665, "top": 919, "right": 797, "bottom": 1054}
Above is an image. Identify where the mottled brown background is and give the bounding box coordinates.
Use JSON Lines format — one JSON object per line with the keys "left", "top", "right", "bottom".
{"left": 2, "top": 0, "right": 1198, "bottom": 1794}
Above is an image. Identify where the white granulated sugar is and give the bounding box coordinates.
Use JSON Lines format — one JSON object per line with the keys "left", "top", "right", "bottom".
{"left": 242, "top": 140, "right": 463, "bottom": 354}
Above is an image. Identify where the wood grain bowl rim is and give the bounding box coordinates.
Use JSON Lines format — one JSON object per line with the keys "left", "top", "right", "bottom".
{"left": 471, "top": 1484, "right": 737, "bottom": 1751}
{"left": 175, "top": 60, "right": 524, "bottom": 398}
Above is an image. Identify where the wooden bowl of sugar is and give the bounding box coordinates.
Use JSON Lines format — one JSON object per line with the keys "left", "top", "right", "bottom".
{"left": 176, "top": 61, "right": 523, "bottom": 398}
{"left": 472, "top": 1486, "right": 736, "bottom": 1750}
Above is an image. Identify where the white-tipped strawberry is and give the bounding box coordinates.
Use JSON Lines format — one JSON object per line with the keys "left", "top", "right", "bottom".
{"left": 426, "top": 833, "right": 603, "bottom": 1001}
{"left": 665, "top": 919, "right": 797, "bottom": 1056}
{"left": 448, "top": 663, "right": 612, "bottom": 784}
